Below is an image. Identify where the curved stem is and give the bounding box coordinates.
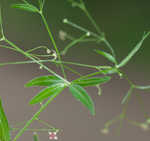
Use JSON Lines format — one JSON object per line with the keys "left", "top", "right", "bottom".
{"left": 40, "top": 12, "right": 66, "bottom": 78}
{"left": 5, "top": 38, "right": 70, "bottom": 85}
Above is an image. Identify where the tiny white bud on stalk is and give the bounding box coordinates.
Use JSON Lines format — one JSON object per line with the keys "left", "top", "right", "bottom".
{"left": 39, "top": 66, "right": 43, "bottom": 69}
{"left": 63, "top": 18, "right": 68, "bottom": 23}
{"left": 86, "top": 32, "right": 90, "bottom": 36}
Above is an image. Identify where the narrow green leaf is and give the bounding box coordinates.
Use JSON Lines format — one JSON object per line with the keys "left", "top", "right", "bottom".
{"left": 95, "top": 49, "right": 117, "bottom": 64}
{"left": 100, "top": 68, "right": 118, "bottom": 75}
{"left": 135, "top": 85, "right": 150, "bottom": 90}
{"left": 118, "top": 32, "right": 150, "bottom": 68}
{"left": 11, "top": 3, "right": 39, "bottom": 13}
{"left": 0, "top": 97, "right": 11, "bottom": 141}
{"left": 29, "top": 83, "right": 65, "bottom": 105}
{"left": 25, "top": 75, "right": 63, "bottom": 87}
{"left": 121, "top": 87, "right": 134, "bottom": 104}
{"left": 69, "top": 84, "right": 95, "bottom": 115}
{"left": 73, "top": 76, "right": 111, "bottom": 87}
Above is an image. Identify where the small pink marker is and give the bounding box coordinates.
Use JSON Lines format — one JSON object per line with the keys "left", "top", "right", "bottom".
{"left": 49, "top": 132, "right": 58, "bottom": 140}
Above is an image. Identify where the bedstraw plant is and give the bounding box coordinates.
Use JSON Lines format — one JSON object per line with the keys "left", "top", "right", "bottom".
{"left": 0, "top": 0, "right": 150, "bottom": 140}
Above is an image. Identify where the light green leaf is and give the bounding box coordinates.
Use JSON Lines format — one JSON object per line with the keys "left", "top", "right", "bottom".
{"left": 121, "top": 87, "right": 134, "bottom": 104}
{"left": 11, "top": 3, "right": 39, "bottom": 13}
{"left": 118, "top": 32, "right": 150, "bottom": 68}
{"left": 25, "top": 75, "right": 63, "bottom": 87}
{"left": 73, "top": 76, "right": 111, "bottom": 87}
{"left": 29, "top": 83, "right": 65, "bottom": 105}
{"left": 95, "top": 49, "right": 117, "bottom": 64}
{"left": 0, "top": 98, "right": 11, "bottom": 141}
{"left": 135, "top": 85, "right": 150, "bottom": 90}
{"left": 69, "top": 84, "right": 95, "bottom": 115}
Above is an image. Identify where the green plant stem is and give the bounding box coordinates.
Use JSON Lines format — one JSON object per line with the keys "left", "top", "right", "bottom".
{"left": 0, "top": 59, "right": 98, "bottom": 69}
{"left": 64, "top": 19, "right": 116, "bottom": 58}
{"left": 12, "top": 92, "right": 60, "bottom": 141}
{"left": 61, "top": 34, "right": 87, "bottom": 55}
{"left": 26, "top": 46, "right": 48, "bottom": 53}
{"left": 4, "top": 38, "right": 70, "bottom": 85}
{"left": 39, "top": 12, "right": 66, "bottom": 78}
{"left": 83, "top": 7, "right": 102, "bottom": 35}
{"left": 12, "top": 128, "right": 53, "bottom": 132}
{"left": 36, "top": 118, "right": 57, "bottom": 130}
{"left": 135, "top": 94, "right": 149, "bottom": 118}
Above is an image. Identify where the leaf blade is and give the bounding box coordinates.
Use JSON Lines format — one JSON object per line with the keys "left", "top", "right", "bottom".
{"left": 25, "top": 75, "right": 63, "bottom": 87}
{"left": 11, "top": 3, "right": 39, "bottom": 13}
{"left": 95, "top": 49, "right": 117, "bottom": 64}
{"left": 69, "top": 84, "right": 95, "bottom": 115}
{"left": 29, "top": 83, "right": 65, "bottom": 105}
{"left": 73, "top": 76, "right": 111, "bottom": 87}
{"left": 118, "top": 32, "right": 150, "bottom": 68}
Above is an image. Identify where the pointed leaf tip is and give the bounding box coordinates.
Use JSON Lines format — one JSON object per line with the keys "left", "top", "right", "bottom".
{"left": 69, "top": 84, "right": 95, "bottom": 115}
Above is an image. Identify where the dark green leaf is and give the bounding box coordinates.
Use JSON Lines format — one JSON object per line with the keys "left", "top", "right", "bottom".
{"left": 25, "top": 75, "right": 63, "bottom": 87}
{"left": 118, "top": 32, "right": 150, "bottom": 68}
{"left": 0, "top": 98, "right": 11, "bottom": 141}
{"left": 95, "top": 49, "right": 117, "bottom": 64}
{"left": 29, "top": 83, "right": 65, "bottom": 105}
{"left": 69, "top": 84, "right": 95, "bottom": 115}
{"left": 12, "top": 3, "right": 39, "bottom": 13}
{"left": 73, "top": 76, "right": 111, "bottom": 87}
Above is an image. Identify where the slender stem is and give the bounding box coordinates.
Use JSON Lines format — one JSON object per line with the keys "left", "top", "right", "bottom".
{"left": 36, "top": 118, "right": 57, "bottom": 130}
{"left": 64, "top": 19, "right": 116, "bottom": 58}
{"left": 135, "top": 94, "right": 149, "bottom": 118}
{"left": 61, "top": 34, "right": 87, "bottom": 55}
{"left": 5, "top": 38, "right": 70, "bottom": 85}
{"left": 12, "top": 92, "right": 60, "bottom": 141}
{"left": 0, "top": 59, "right": 98, "bottom": 69}
{"left": 83, "top": 8, "right": 102, "bottom": 35}
{"left": 12, "top": 128, "right": 53, "bottom": 132}
{"left": 40, "top": 12, "right": 66, "bottom": 78}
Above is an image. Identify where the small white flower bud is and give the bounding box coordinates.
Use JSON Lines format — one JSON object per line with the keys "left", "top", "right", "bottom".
{"left": 86, "top": 32, "right": 90, "bottom": 36}
{"left": 63, "top": 18, "right": 68, "bottom": 23}
{"left": 39, "top": 66, "right": 43, "bottom": 69}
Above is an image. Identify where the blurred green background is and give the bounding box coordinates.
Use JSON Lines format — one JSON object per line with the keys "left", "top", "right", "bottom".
{"left": 0, "top": 0, "right": 150, "bottom": 141}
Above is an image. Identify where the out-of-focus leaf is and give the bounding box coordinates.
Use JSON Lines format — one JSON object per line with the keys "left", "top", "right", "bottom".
{"left": 69, "top": 84, "right": 95, "bottom": 115}
{"left": 135, "top": 85, "right": 150, "bottom": 90}
{"left": 12, "top": 3, "right": 39, "bottom": 13}
{"left": 0, "top": 98, "right": 11, "bottom": 141}
{"left": 73, "top": 76, "right": 111, "bottom": 87}
{"left": 118, "top": 32, "right": 150, "bottom": 68}
{"left": 29, "top": 83, "right": 65, "bottom": 105}
{"left": 25, "top": 75, "right": 63, "bottom": 87}
{"left": 95, "top": 49, "right": 117, "bottom": 64}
